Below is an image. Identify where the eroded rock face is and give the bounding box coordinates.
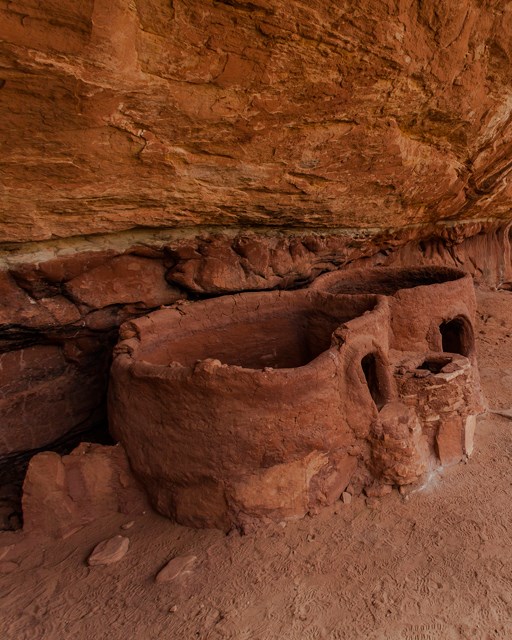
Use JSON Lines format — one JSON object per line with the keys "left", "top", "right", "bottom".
{"left": 2, "top": 2, "right": 512, "bottom": 242}
{"left": 0, "top": 251, "right": 183, "bottom": 457}
{"left": 109, "top": 267, "right": 482, "bottom": 530}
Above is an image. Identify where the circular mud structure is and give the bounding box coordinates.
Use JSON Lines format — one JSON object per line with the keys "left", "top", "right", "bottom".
{"left": 109, "top": 268, "right": 484, "bottom": 531}
{"left": 109, "top": 289, "right": 393, "bottom": 530}
{"left": 309, "top": 266, "right": 466, "bottom": 296}
{"left": 311, "top": 266, "right": 477, "bottom": 355}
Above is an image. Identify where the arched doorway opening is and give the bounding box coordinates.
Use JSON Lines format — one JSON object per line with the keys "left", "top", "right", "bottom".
{"left": 361, "top": 352, "right": 386, "bottom": 410}
{"left": 440, "top": 316, "right": 474, "bottom": 357}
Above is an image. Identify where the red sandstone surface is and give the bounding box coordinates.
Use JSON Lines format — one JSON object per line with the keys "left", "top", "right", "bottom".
{"left": 22, "top": 443, "right": 149, "bottom": 539}
{"left": 2, "top": 2, "right": 512, "bottom": 635}
{"left": 0, "top": 287, "right": 511, "bottom": 638}
{"left": 2, "top": 0, "right": 512, "bottom": 467}
{"left": 3, "top": 2, "right": 512, "bottom": 242}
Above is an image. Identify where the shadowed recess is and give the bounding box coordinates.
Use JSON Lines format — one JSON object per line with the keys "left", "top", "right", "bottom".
{"left": 361, "top": 352, "right": 387, "bottom": 410}
{"left": 140, "top": 295, "right": 379, "bottom": 369}
{"left": 319, "top": 267, "right": 465, "bottom": 296}
{"left": 440, "top": 316, "right": 474, "bottom": 357}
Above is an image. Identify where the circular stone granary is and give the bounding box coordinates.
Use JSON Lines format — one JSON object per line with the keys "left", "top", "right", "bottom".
{"left": 109, "top": 267, "right": 483, "bottom": 530}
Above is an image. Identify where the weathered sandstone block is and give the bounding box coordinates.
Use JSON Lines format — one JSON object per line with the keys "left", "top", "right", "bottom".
{"left": 0, "top": 252, "right": 184, "bottom": 457}
{"left": 0, "top": 343, "right": 109, "bottom": 456}
{"left": 22, "top": 443, "right": 149, "bottom": 538}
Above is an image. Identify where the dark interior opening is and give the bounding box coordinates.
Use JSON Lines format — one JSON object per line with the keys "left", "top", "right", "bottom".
{"left": 322, "top": 266, "right": 464, "bottom": 296}
{"left": 440, "top": 316, "right": 474, "bottom": 357}
{"left": 361, "top": 353, "right": 386, "bottom": 409}
{"left": 143, "top": 296, "right": 379, "bottom": 370}
{"left": 418, "top": 355, "right": 452, "bottom": 374}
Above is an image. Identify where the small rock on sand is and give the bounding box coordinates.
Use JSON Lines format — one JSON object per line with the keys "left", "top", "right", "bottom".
{"left": 87, "top": 535, "right": 130, "bottom": 566}
{"left": 155, "top": 555, "right": 196, "bottom": 583}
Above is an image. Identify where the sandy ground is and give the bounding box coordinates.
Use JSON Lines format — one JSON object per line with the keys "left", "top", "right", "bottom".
{"left": 1, "top": 288, "right": 512, "bottom": 640}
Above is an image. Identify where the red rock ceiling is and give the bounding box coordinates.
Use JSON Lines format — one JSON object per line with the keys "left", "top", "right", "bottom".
{"left": 1, "top": 0, "right": 512, "bottom": 244}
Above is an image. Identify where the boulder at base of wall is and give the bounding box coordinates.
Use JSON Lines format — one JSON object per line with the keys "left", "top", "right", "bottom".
{"left": 22, "top": 443, "right": 150, "bottom": 538}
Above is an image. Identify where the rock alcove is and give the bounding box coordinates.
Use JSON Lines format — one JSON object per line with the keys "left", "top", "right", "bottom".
{"left": 5, "top": 2, "right": 512, "bottom": 635}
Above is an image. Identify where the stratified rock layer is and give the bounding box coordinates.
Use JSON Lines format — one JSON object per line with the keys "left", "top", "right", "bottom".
{"left": 2, "top": 1, "right": 512, "bottom": 242}
{"left": 0, "top": 252, "right": 183, "bottom": 457}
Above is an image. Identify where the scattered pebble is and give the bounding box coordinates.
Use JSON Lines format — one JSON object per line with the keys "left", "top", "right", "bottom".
{"left": 155, "top": 555, "right": 196, "bottom": 583}
{"left": 121, "top": 521, "right": 135, "bottom": 530}
{"left": 87, "top": 535, "right": 130, "bottom": 566}
{"left": 342, "top": 491, "right": 352, "bottom": 505}
{"left": 169, "top": 605, "right": 178, "bottom": 613}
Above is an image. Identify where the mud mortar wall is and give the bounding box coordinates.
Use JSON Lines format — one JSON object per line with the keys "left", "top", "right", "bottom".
{"left": 109, "top": 290, "right": 390, "bottom": 530}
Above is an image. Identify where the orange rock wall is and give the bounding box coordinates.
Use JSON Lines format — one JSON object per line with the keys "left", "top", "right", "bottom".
{"left": 2, "top": 1, "right": 512, "bottom": 243}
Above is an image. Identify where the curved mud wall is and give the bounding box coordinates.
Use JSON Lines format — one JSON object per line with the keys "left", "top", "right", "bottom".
{"left": 311, "top": 266, "right": 477, "bottom": 353}
{"left": 109, "top": 291, "right": 389, "bottom": 529}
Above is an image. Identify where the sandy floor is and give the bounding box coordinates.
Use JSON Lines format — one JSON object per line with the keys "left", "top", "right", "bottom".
{"left": 1, "top": 288, "right": 512, "bottom": 640}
